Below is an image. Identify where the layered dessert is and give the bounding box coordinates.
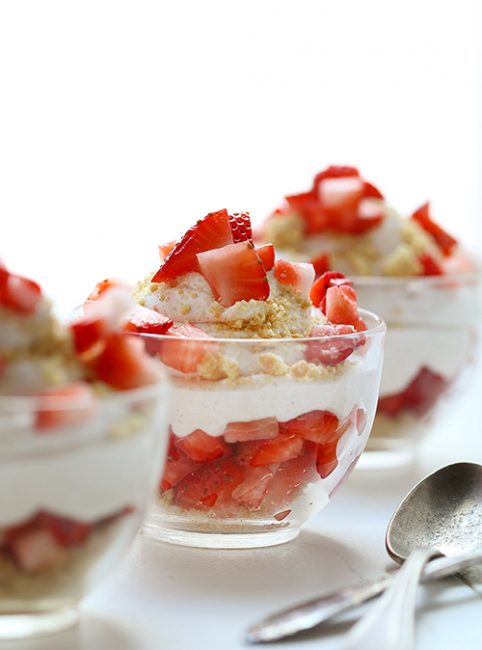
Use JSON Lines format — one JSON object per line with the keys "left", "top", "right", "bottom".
{"left": 0, "top": 262, "right": 165, "bottom": 608}
{"left": 260, "top": 166, "right": 480, "bottom": 456}
{"left": 120, "top": 209, "right": 385, "bottom": 544}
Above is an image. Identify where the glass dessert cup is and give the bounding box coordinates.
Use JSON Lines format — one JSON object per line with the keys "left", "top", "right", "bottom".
{"left": 0, "top": 380, "right": 169, "bottom": 640}
{"left": 135, "top": 310, "right": 385, "bottom": 549}
{"left": 353, "top": 272, "right": 482, "bottom": 469}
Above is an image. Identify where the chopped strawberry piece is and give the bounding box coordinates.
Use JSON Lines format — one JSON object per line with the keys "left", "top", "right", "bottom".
{"left": 250, "top": 433, "right": 303, "bottom": 467}
{"left": 256, "top": 244, "right": 275, "bottom": 272}
{"left": 378, "top": 366, "right": 447, "bottom": 417}
{"left": 35, "top": 383, "right": 97, "bottom": 431}
{"left": 34, "top": 512, "right": 91, "bottom": 547}
{"left": 305, "top": 324, "right": 362, "bottom": 365}
{"left": 93, "top": 333, "right": 160, "bottom": 389}
{"left": 87, "top": 278, "right": 128, "bottom": 301}
{"left": 280, "top": 410, "right": 340, "bottom": 445}
{"left": 261, "top": 445, "right": 318, "bottom": 511}
{"left": 10, "top": 529, "right": 65, "bottom": 573}
{"left": 310, "top": 253, "right": 331, "bottom": 277}
{"left": 274, "top": 260, "right": 315, "bottom": 295}
{"left": 231, "top": 467, "right": 274, "bottom": 510}
{"left": 419, "top": 253, "right": 443, "bottom": 276}
{"left": 158, "top": 240, "right": 177, "bottom": 261}
{"left": 363, "top": 181, "right": 384, "bottom": 199}
{"left": 224, "top": 417, "right": 279, "bottom": 443}
{"left": 313, "top": 166, "right": 360, "bottom": 185}
{"left": 177, "top": 429, "right": 231, "bottom": 463}
{"left": 411, "top": 202, "right": 457, "bottom": 256}
{"left": 124, "top": 306, "right": 173, "bottom": 335}
{"left": 71, "top": 315, "right": 109, "bottom": 355}
{"left": 0, "top": 267, "right": 42, "bottom": 315}
{"left": 160, "top": 432, "right": 199, "bottom": 490}
{"left": 316, "top": 442, "right": 340, "bottom": 478}
{"left": 325, "top": 284, "right": 360, "bottom": 326}
{"left": 318, "top": 176, "right": 364, "bottom": 210}
{"left": 310, "top": 271, "right": 351, "bottom": 309}
{"left": 159, "top": 324, "right": 212, "bottom": 373}
{"left": 197, "top": 242, "right": 269, "bottom": 307}
{"left": 229, "top": 212, "right": 253, "bottom": 243}
{"left": 174, "top": 458, "right": 245, "bottom": 515}
{"left": 152, "top": 209, "right": 234, "bottom": 282}
{"left": 377, "top": 392, "right": 406, "bottom": 417}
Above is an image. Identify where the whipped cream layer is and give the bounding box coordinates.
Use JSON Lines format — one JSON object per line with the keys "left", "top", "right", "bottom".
{"left": 0, "top": 393, "right": 168, "bottom": 528}
{"left": 170, "top": 359, "right": 382, "bottom": 438}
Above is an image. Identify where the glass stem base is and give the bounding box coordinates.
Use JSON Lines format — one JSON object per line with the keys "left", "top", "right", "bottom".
{"left": 0, "top": 607, "right": 79, "bottom": 640}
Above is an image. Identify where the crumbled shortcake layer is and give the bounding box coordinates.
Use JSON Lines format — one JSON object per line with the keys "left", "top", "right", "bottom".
{"left": 135, "top": 271, "right": 321, "bottom": 338}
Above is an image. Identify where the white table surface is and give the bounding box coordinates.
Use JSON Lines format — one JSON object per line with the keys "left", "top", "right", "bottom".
{"left": 5, "top": 375, "right": 482, "bottom": 650}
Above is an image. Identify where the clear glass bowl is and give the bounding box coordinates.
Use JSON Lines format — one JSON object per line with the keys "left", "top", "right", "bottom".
{"left": 134, "top": 309, "right": 385, "bottom": 549}
{"left": 353, "top": 272, "right": 482, "bottom": 468}
{"left": 0, "top": 379, "right": 169, "bottom": 640}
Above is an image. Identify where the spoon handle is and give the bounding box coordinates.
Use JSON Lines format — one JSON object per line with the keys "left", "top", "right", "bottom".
{"left": 339, "top": 548, "right": 435, "bottom": 650}
{"left": 245, "top": 548, "right": 482, "bottom": 644}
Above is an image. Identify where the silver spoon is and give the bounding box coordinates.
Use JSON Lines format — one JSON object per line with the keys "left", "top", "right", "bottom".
{"left": 246, "top": 462, "right": 482, "bottom": 644}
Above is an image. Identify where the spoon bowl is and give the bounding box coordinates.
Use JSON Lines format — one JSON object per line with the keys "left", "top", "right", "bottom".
{"left": 386, "top": 462, "right": 482, "bottom": 562}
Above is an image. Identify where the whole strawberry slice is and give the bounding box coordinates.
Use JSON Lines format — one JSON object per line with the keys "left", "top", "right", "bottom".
{"left": 197, "top": 242, "right": 270, "bottom": 307}
{"left": 305, "top": 324, "right": 363, "bottom": 365}
{"left": 124, "top": 306, "right": 173, "bottom": 334}
{"left": 411, "top": 203, "right": 457, "bottom": 256}
{"left": 152, "top": 209, "right": 234, "bottom": 282}
{"left": 229, "top": 212, "right": 253, "bottom": 243}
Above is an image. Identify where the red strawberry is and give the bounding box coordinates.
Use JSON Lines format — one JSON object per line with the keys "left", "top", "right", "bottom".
{"left": 71, "top": 314, "right": 109, "bottom": 355}
{"left": 93, "top": 333, "right": 161, "bottom": 389}
{"left": 229, "top": 212, "right": 253, "bottom": 243}
{"left": 310, "top": 271, "right": 351, "bottom": 309}
{"left": 313, "top": 166, "right": 360, "bottom": 186}
{"left": 317, "top": 176, "right": 365, "bottom": 211}
{"left": 261, "top": 445, "right": 318, "bottom": 511}
{"left": 256, "top": 244, "right": 275, "bottom": 272}
{"left": 316, "top": 442, "right": 340, "bottom": 478}
{"left": 35, "top": 383, "right": 97, "bottom": 431}
{"left": 197, "top": 242, "right": 269, "bottom": 307}
{"left": 224, "top": 417, "right": 279, "bottom": 443}
{"left": 10, "top": 528, "right": 65, "bottom": 573}
{"left": 250, "top": 433, "right": 303, "bottom": 467}
{"left": 403, "top": 366, "right": 447, "bottom": 416}
{"left": 177, "top": 429, "right": 231, "bottom": 463}
{"left": 377, "top": 392, "right": 406, "bottom": 417}
{"left": 87, "top": 278, "right": 128, "bottom": 301}
{"left": 0, "top": 267, "right": 42, "bottom": 315}
{"left": 280, "top": 410, "right": 340, "bottom": 445}
{"left": 231, "top": 467, "right": 274, "bottom": 510}
{"left": 419, "top": 253, "right": 443, "bottom": 276}
{"left": 34, "top": 512, "right": 91, "bottom": 547}
{"left": 325, "top": 284, "right": 360, "bottom": 326}
{"left": 274, "top": 260, "right": 315, "bottom": 295}
{"left": 124, "top": 306, "right": 173, "bottom": 335}
{"left": 305, "top": 324, "right": 361, "bottom": 365}
{"left": 411, "top": 202, "right": 457, "bottom": 256}
{"left": 158, "top": 240, "right": 177, "bottom": 261}
{"left": 160, "top": 432, "right": 199, "bottom": 490}
{"left": 159, "top": 324, "right": 212, "bottom": 373}
{"left": 152, "top": 209, "right": 234, "bottom": 282}
{"left": 310, "top": 253, "right": 331, "bottom": 277}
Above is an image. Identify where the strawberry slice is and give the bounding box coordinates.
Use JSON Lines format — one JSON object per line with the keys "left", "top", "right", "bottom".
{"left": 305, "top": 324, "right": 362, "bottom": 365}
{"left": 229, "top": 212, "right": 253, "bottom": 243}
{"left": 124, "top": 306, "right": 173, "bottom": 334}
{"left": 152, "top": 209, "right": 234, "bottom": 282}
{"left": 93, "top": 333, "right": 161, "bottom": 389}
{"left": 316, "top": 442, "right": 340, "bottom": 478}
{"left": 10, "top": 528, "right": 65, "bottom": 573}
{"left": 231, "top": 467, "right": 274, "bottom": 510}
{"left": 310, "top": 253, "right": 331, "bottom": 277}
{"left": 174, "top": 458, "right": 245, "bottom": 515}
{"left": 0, "top": 267, "right": 42, "bottom": 315}
{"left": 313, "top": 166, "right": 360, "bottom": 186}
{"left": 378, "top": 367, "right": 447, "bottom": 417}
{"left": 158, "top": 240, "right": 177, "bottom": 261}
{"left": 87, "top": 278, "right": 128, "bottom": 301}
{"left": 224, "top": 417, "right": 279, "bottom": 443}
{"left": 197, "top": 242, "right": 269, "bottom": 307}
{"left": 256, "top": 244, "right": 275, "bottom": 272}
{"left": 250, "top": 433, "right": 303, "bottom": 467}
{"left": 34, "top": 512, "right": 91, "bottom": 547}
{"left": 177, "top": 429, "right": 231, "bottom": 463}
{"left": 35, "top": 383, "right": 97, "bottom": 431}
{"left": 325, "top": 284, "right": 359, "bottom": 325}
{"left": 418, "top": 252, "right": 443, "bottom": 276}
{"left": 377, "top": 392, "right": 406, "bottom": 417}
{"left": 261, "top": 445, "right": 318, "bottom": 511}
{"left": 280, "top": 410, "right": 340, "bottom": 445}
{"left": 159, "top": 323, "right": 212, "bottom": 373}
{"left": 411, "top": 202, "right": 457, "bottom": 256}
{"left": 317, "top": 176, "right": 365, "bottom": 210}
{"left": 310, "top": 271, "right": 351, "bottom": 309}
{"left": 160, "top": 443, "right": 199, "bottom": 491}
{"left": 274, "top": 260, "right": 315, "bottom": 295}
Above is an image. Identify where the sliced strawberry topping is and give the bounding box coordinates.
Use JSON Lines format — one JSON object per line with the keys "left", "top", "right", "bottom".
{"left": 158, "top": 240, "right": 177, "bottom": 262}
{"left": 224, "top": 417, "right": 279, "bottom": 443}
{"left": 159, "top": 323, "right": 212, "bottom": 373}
{"left": 71, "top": 312, "right": 110, "bottom": 355}
{"left": 229, "top": 212, "right": 253, "bottom": 243}
{"left": 124, "top": 306, "right": 173, "bottom": 334}
{"left": 34, "top": 512, "right": 91, "bottom": 547}
{"left": 250, "top": 433, "right": 303, "bottom": 467}
{"left": 310, "top": 271, "right": 351, "bottom": 309}
{"left": 280, "top": 410, "right": 339, "bottom": 445}
{"left": 0, "top": 266, "right": 42, "bottom": 315}
{"left": 177, "top": 429, "right": 231, "bottom": 463}
{"left": 261, "top": 446, "right": 318, "bottom": 511}
{"left": 256, "top": 244, "right": 275, "bottom": 272}
{"left": 93, "top": 333, "right": 161, "bottom": 390}
{"left": 325, "top": 284, "right": 360, "bottom": 326}
{"left": 197, "top": 242, "right": 269, "bottom": 307}
{"left": 411, "top": 202, "right": 457, "bottom": 256}
{"left": 310, "top": 253, "right": 331, "bottom": 277}
{"left": 305, "top": 324, "right": 362, "bottom": 365}
{"left": 313, "top": 166, "right": 360, "bottom": 184}
{"left": 378, "top": 366, "right": 447, "bottom": 417}
{"left": 152, "top": 209, "right": 234, "bottom": 282}
{"left": 35, "top": 383, "right": 97, "bottom": 431}
{"left": 274, "top": 260, "right": 315, "bottom": 295}
{"left": 231, "top": 467, "right": 274, "bottom": 510}
{"left": 419, "top": 253, "right": 443, "bottom": 276}
{"left": 318, "top": 176, "right": 364, "bottom": 210}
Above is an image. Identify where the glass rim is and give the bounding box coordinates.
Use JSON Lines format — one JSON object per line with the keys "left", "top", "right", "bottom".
{"left": 130, "top": 307, "right": 386, "bottom": 344}
{"left": 351, "top": 269, "right": 482, "bottom": 289}
{"left": 0, "top": 377, "right": 168, "bottom": 412}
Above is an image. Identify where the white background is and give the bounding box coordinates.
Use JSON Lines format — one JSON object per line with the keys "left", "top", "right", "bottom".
{"left": 1, "top": 1, "right": 481, "bottom": 312}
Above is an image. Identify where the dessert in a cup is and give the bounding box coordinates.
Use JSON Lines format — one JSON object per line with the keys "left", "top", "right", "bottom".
{"left": 261, "top": 166, "right": 481, "bottom": 465}
{"left": 98, "top": 209, "right": 385, "bottom": 548}
{"left": 0, "top": 263, "right": 168, "bottom": 639}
